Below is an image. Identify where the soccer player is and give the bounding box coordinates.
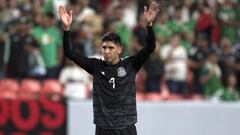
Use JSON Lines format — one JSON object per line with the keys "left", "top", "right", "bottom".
{"left": 58, "top": 1, "right": 159, "bottom": 135}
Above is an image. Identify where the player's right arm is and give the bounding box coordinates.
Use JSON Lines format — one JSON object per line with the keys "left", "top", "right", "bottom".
{"left": 58, "top": 5, "right": 94, "bottom": 74}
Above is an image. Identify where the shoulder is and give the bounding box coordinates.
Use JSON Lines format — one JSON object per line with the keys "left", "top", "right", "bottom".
{"left": 121, "top": 55, "right": 136, "bottom": 64}
{"left": 121, "top": 56, "right": 130, "bottom": 61}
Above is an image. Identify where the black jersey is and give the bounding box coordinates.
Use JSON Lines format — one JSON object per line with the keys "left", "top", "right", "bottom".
{"left": 63, "top": 26, "right": 156, "bottom": 129}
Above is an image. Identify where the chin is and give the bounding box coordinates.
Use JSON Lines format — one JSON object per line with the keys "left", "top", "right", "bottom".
{"left": 104, "top": 58, "right": 111, "bottom": 62}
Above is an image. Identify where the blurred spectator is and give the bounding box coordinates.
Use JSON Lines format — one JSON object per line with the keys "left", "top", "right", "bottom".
{"left": 121, "top": 0, "right": 138, "bottom": 29}
{"left": 76, "top": 0, "right": 96, "bottom": 23}
{"left": 161, "top": 33, "right": 188, "bottom": 95}
{"left": 193, "top": 0, "right": 218, "bottom": 43}
{"left": 188, "top": 33, "right": 209, "bottom": 96}
{"left": 39, "top": 0, "right": 68, "bottom": 21}
{"left": 220, "top": 73, "right": 239, "bottom": 101}
{"left": 98, "top": 0, "right": 112, "bottom": 11}
{"left": 168, "top": 0, "right": 186, "bottom": 22}
{"left": 0, "top": 0, "right": 20, "bottom": 28}
{"left": 110, "top": 4, "right": 131, "bottom": 57}
{"left": 0, "top": 0, "right": 7, "bottom": 29}
{"left": 181, "top": 31, "right": 195, "bottom": 52}
{"left": 81, "top": 13, "right": 103, "bottom": 56}
{"left": 81, "top": 14, "right": 103, "bottom": 35}
{"left": 168, "top": 6, "right": 195, "bottom": 52}
{"left": 7, "top": 17, "right": 37, "bottom": 79}
{"left": 59, "top": 59, "right": 92, "bottom": 100}
{"left": 153, "top": 8, "right": 172, "bottom": 44}
{"left": 29, "top": 0, "right": 44, "bottom": 26}
{"left": 32, "top": 12, "right": 62, "bottom": 79}
{"left": 217, "top": 37, "right": 236, "bottom": 86}
{"left": 90, "top": 36, "right": 103, "bottom": 59}
{"left": 26, "top": 41, "right": 46, "bottom": 80}
{"left": 168, "top": 7, "right": 190, "bottom": 34}
{"left": 6, "top": 0, "right": 20, "bottom": 22}
{"left": 66, "top": 0, "right": 81, "bottom": 21}
{"left": 217, "top": 0, "right": 240, "bottom": 44}
{"left": 200, "top": 50, "right": 223, "bottom": 98}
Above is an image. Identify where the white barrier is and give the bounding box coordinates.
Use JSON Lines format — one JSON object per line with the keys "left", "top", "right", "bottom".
{"left": 68, "top": 100, "right": 240, "bottom": 135}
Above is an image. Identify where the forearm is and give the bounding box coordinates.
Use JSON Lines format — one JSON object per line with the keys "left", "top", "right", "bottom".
{"left": 146, "top": 25, "right": 156, "bottom": 52}
{"left": 63, "top": 30, "right": 73, "bottom": 57}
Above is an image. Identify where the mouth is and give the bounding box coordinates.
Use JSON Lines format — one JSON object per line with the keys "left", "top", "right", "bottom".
{"left": 104, "top": 56, "right": 110, "bottom": 61}
{"left": 104, "top": 54, "right": 111, "bottom": 59}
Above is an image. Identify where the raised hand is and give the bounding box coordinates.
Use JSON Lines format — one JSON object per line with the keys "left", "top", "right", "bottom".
{"left": 58, "top": 5, "right": 73, "bottom": 31}
{"left": 144, "top": 1, "right": 159, "bottom": 26}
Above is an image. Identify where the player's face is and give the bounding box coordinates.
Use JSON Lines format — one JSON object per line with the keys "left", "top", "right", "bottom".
{"left": 101, "top": 41, "right": 122, "bottom": 64}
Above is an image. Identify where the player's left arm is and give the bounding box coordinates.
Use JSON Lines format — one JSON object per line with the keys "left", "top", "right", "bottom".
{"left": 131, "top": 1, "right": 159, "bottom": 72}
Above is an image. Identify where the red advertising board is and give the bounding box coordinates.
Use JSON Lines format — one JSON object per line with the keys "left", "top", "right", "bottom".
{"left": 0, "top": 97, "right": 66, "bottom": 135}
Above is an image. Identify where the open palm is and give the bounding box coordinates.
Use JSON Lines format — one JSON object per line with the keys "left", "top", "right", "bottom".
{"left": 144, "top": 1, "right": 159, "bottom": 25}
{"left": 58, "top": 5, "right": 73, "bottom": 29}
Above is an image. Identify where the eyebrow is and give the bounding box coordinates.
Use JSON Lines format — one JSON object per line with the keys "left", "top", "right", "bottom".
{"left": 102, "top": 45, "right": 115, "bottom": 49}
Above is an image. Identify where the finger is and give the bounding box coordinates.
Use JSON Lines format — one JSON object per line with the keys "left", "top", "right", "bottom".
{"left": 58, "top": 5, "right": 63, "bottom": 12}
{"left": 60, "top": 5, "right": 67, "bottom": 14}
{"left": 69, "top": 10, "right": 73, "bottom": 20}
{"left": 144, "top": 6, "right": 147, "bottom": 14}
{"left": 69, "top": 10, "right": 73, "bottom": 16}
{"left": 58, "top": 9, "right": 63, "bottom": 18}
{"left": 151, "top": 1, "right": 158, "bottom": 11}
{"left": 149, "top": 1, "right": 155, "bottom": 11}
{"left": 153, "top": 4, "right": 159, "bottom": 13}
{"left": 154, "top": 3, "right": 159, "bottom": 12}
{"left": 151, "top": 3, "right": 159, "bottom": 14}
{"left": 150, "top": 1, "right": 155, "bottom": 10}
{"left": 59, "top": 5, "right": 64, "bottom": 12}
{"left": 58, "top": 5, "right": 65, "bottom": 15}
{"left": 58, "top": 8, "right": 61, "bottom": 17}
{"left": 59, "top": 5, "right": 63, "bottom": 9}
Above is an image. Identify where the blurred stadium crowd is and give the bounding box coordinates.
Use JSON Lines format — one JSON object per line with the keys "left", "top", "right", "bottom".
{"left": 0, "top": 0, "right": 240, "bottom": 101}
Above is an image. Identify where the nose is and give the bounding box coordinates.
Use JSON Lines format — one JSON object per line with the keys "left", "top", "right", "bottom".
{"left": 105, "top": 48, "right": 110, "bottom": 54}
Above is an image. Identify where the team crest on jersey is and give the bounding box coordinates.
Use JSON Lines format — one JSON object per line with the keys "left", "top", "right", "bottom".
{"left": 117, "top": 67, "right": 126, "bottom": 77}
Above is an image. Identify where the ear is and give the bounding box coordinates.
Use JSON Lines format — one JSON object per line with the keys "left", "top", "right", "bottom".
{"left": 118, "top": 46, "right": 122, "bottom": 54}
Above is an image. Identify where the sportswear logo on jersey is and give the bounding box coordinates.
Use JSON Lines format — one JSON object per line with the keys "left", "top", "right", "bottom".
{"left": 117, "top": 67, "right": 126, "bottom": 77}
{"left": 101, "top": 71, "right": 105, "bottom": 76}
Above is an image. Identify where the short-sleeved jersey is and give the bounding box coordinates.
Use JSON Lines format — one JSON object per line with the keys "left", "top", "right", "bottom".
{"left": 63, "top": 26, "right": 156, "bottom": 129}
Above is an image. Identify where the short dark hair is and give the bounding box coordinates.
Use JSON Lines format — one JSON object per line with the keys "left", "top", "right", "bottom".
{"left": 102, "top": 32, "right": 121, "bottom": 46}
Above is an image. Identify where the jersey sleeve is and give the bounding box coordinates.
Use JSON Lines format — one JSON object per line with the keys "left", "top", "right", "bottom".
{"left": 63, "top": 30, "right": 95, "bottom": 74}
{"left": 130, "top": 26, "right": 156, "bottom": 72}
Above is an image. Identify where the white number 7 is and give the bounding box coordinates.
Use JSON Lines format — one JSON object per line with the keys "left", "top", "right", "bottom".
{"left": 109, "top": 77, "right": 115, "bottom": 89}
